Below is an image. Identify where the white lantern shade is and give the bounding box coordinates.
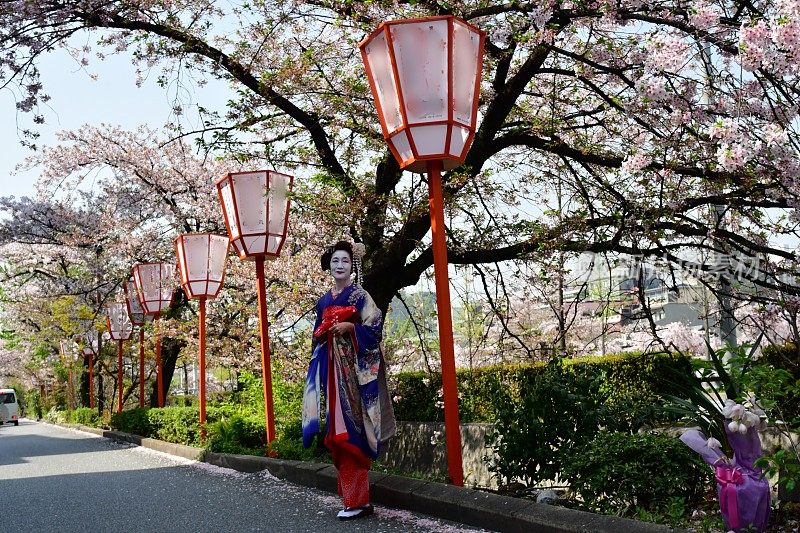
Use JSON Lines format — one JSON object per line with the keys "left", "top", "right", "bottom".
{"left": 59, "top": 339, "right": 79, "bottom": 361}
{"left": 124, "top": 277, "right": 152, "bottom": 326}
{"left": 132, "top": 263, "right": 176, "bottom": 317}
{"left": 105, "top": 303, "right": 133, "bottom": 341}
{"left": 215, "top": 170, "right": 293, "bottom": 260}
{"left": 360, "top": 16, "right": 485, "bottom": 173}
{"left": 82, "top": 330, "right": 99, "bottom": 356}
{"left": 175, "top": 233, "right": 230, "bottom": 300}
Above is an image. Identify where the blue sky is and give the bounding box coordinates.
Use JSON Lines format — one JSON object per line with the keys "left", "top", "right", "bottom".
{"left": 0, "top": 43, "right": 230, "bottom": 199}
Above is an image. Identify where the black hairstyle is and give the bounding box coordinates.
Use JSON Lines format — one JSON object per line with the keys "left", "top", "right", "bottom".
{"left": 320, "top": 241, "right": 354, "bottom": 271}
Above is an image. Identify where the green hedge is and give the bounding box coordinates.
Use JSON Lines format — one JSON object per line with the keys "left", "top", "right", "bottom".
{"left": 562, "top": 431, "right": 712, "bottom": 516}
{"left": 760, "top": 343, "right": 800, "bottom": 424}
{"left": 392, "top": 351, "right": 692, "bottom": 424}
{"left": 206, "top": 413, "right": 267, "bottom": 455}
{"left": 70, "top": 407, "right": 101, "bottom": 427}
{"left": 108, "top": 374, "right": 315, "bottom": 460}
{"left": 44, "top": 407, "right": 101, "bottom": 427}
{"left": 111, "top": 406, "right": 239, "bottom": 446}
{"left": 105, "top": 352, "right": 691, "bottom": 463}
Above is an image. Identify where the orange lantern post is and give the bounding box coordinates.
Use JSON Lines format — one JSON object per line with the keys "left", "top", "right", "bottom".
{"left": 174, "top": 233, "right": 230, "bottom": 438}
{"left": 360, "top": 15, "right": 485, "bottom": 486}
{"left": 132, "top": 263, "right": 176, "bottom": 407}
{"left": 124, "top": 277, "right": 153, "bottom": 408}
{"left": 59, "top": 339, "right": 79, "bottom": 410}
{"left": 105, "top": 302, "right": 133, "bottom": 413}
{"left": 216, "top": 170, "right": 293, "bottom": 446}
{"left": 80, "top": 331, "right": 98, "bottom": 409}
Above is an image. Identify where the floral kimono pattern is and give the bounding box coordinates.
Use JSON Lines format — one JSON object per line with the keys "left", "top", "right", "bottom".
{"left": 302, "top": 283, "right": 396, "bottom": 459}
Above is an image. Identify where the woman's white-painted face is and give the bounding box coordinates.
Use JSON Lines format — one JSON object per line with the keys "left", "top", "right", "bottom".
{"left": 330, "top": 250, "right": 352, "bottom": 282}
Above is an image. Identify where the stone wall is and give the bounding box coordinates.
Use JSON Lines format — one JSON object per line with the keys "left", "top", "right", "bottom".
{"left": 378, "top": 421, "right": 498, "bottom": 489}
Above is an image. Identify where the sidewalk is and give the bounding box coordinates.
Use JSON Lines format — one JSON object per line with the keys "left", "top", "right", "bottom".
{"left": 65, "top": 423, "right": 682, "bottom": 533}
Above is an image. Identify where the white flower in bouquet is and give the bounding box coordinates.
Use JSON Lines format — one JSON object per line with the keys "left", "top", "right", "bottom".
{"left": 743, "top": 411, "right": 760, "bottom": 428}
{"left": 721, "top": 399, "right": 736, "bottom": 418}
{"left": 728, "top": 420, "right": 749, "bottom": 434}
{"left": 706, "top": 437, "right": 722, "bottom": 450}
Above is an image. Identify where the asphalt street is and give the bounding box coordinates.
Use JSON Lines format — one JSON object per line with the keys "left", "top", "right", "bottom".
{"left": 0, "top": 420, "right": 483, "bottom": 532}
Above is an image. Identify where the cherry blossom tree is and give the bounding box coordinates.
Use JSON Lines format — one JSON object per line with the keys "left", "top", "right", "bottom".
{"left": 2, "top": 0, "right": 800, "bottom": 373}
{"left": 0, "top": 125, "right": 340, "bottom": 397}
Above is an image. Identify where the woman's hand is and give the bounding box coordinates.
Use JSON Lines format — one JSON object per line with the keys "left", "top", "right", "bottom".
{"left": 329, "top": 322, "right": 355, "bottom": 336}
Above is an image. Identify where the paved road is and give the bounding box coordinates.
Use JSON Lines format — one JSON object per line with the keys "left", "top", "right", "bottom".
{"left": 0, "top": 420, "right": 482, "bottom": 532}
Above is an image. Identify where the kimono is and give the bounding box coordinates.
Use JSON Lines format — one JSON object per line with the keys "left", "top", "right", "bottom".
{"left": 302, "top": 283, "right": 396, "bottom": 508}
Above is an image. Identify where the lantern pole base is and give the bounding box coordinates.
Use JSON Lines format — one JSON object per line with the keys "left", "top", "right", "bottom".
{"left": 427, "top": 159, "right": 464, "bottom": 487}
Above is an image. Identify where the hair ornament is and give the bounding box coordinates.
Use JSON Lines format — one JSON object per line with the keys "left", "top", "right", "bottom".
{"left": 352, "top": 243, "right": 366, "bottom": 260}
{"left": 352, "top": 242, "right": 365, "bottom": 285}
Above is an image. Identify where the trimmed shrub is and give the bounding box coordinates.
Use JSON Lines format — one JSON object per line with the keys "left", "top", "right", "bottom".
{"left": 760, "top": 343, "right": 800, "bottom": 424}
{"left": 267, "top": 418, "right": 329, "bottom": 461}
{"left": 147, "top": 406, "right": 202, "bottom": 445}
{"left": 206, "top": 414, "right": 266, "bottom": 455}
{"left": 108, "top": 372, "right": 308, "bottom": 454}
{"left": 463, "top": 352, "right": 693, "bottom": 487}
{"left": 562, "top": 431, "right": 712, "bottom": 515}
{"left": 487, "top": 358, "right": 616, "bottom": 486}
{"left": 45, "top": 406, "right": 67, "bottom": 424}
{"left": 111, "top": 406, "right": 206, "bottom": 445}
{"left": 111, "top": 407, "right": 152, "bottom": 437}
{"left": 392, "top": 351, "right": 691, "bottom": 424}
{"left": 70, "top": 407, "right": 100, "bottom": 427}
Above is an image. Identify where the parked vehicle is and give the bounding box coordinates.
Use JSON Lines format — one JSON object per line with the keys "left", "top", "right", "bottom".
{"left": 0, "top": 388, "right": 19, "bottom": 426}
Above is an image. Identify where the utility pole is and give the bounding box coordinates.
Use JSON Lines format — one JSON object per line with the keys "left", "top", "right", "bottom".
{"left": 715, "top": 204, "right": 737, "bottom": 347}
{"left": 700, "top": 44, "right": 737, "bottom": 348}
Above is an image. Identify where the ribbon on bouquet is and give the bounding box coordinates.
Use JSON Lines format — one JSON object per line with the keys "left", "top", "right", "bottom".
{"left": 715, "top": 465, "right": 744, "bottom": 529}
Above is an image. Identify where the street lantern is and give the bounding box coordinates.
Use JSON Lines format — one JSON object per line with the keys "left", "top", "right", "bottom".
{"left": 360, "top": 16, "right": 484, "bottom": 173}
{"left": 132, "top": 263, "right": 176, "bottom": 316}
{"left": 132, "top": 262, "right": 176, "bottom": 407}
{"left": 105, "top": 302, "right": 133, "bottom": 413}
{"left": 124, "top": 277, "right": 153, "bottom": 408}
{"left": 80, "top": 331, "right": 98, "bottom": 356}
{"left": 59, "top": 339, "right": 78, "bottom": 359}
{"left": 217, "top": 170, "right": 292, "bottom": 260}
{"left": 216, "top": 170, "right": 293, "bottom": 446}
{"left": 174, "top": 233, "right": 230, "bottom": 436}
{"left": 360, "top": 15, "right": 485, "bottom": 487}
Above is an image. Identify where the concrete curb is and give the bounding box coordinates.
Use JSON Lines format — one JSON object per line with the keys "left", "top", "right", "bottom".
{"left": 63, "top": 423, "right": 681, "bottom": 533}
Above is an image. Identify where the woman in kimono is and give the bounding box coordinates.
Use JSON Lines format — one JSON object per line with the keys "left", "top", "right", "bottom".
{"left": 302, "top": 241, "right": 396, "bottom": 520}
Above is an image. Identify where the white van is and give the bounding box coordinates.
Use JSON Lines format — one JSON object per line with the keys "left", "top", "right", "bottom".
{"left": 0, "top": 388, "right": 20, "bottom": 426}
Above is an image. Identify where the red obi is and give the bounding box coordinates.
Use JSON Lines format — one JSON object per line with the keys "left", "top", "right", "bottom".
{"left": 313, "top": 305, "right": 358, "bottom": 339}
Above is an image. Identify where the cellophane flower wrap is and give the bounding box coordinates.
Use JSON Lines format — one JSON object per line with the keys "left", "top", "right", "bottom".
{"left": 679, "top": 399, "right": 771, "bottom": 533}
